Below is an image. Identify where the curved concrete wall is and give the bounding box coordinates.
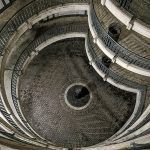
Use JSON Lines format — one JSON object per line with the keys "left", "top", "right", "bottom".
{"left": 1, "top": 5, "right": 89, "bottom": 144}
{"left": 13, "top": 32, "right": 145, "bottom": 148}
{"left": 84, "top": 37, "right": 146, "bottom": 144}
{"left": 0, "top": 2, "right": 149, "bottom": 149}
{"left": 81, "top": 134, "right": 150, "bottom": 150}
{"left": 112, "top": 105, "right": 150, "bottom": 141}
{"left": 101, "top": 0, "right": 150, "bottom": 39}
{"left": 88, "top": 6, "right": 150, "bottom": 77}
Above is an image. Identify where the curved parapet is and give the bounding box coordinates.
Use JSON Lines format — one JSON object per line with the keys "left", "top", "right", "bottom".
{"left": 9, "top": 24, "right": 87, "bottom": 148}
{"left": 85, "top": 35, "right": 148, "bottom": 144}
{"left": 88, "top": 4, "right": 150, "bottom": 76}
{"left": 101, "top": 0, "right": 150, "bottom": 38}
{"left": 0, "top": 0, "right": 149, "bottom": 149}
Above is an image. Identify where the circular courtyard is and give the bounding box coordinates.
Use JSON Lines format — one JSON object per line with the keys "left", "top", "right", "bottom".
{"left": 19, "top": 38, "right": 136, "bottom": 148}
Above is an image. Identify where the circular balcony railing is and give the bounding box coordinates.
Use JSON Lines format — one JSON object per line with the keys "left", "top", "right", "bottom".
{"left": 11, "top": 23, "right": 88, "bottom": 142}
{"left": 86, "top": 35, "right": 146, "bottom": 135}
{"left": 0, "top": 0, "right": 89, "bottom": 55}
{"left": 90, "top": 1, "right": 150, "bottom": 70}
{"left": 0, "top": 97, "right": 25, "bottom": 135}
{"left": 87, "top": 34, "right": 146, "bottom": 92}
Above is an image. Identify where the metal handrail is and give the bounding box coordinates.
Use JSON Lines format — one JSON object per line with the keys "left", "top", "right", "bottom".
{"left": 11, "top": 23, "right": 88, "bottom": 137}
{"left": 87, "top": 35, "right": 146, "bottom": 136}
{"left": 90, "top": 1, "right": 150, "bottom": 70}
{"left": 87, "top": 35, "right": 146, "bottom": 91}
{"left": 87, "top": 35, "right": 145, "bottom": 91}
{"left": 0, "top": 0, "right": 89, "bottom": 55}
{"left": 116, "top": 0, "right": 132, "bottom": 9}
{"left": 0, "top": 127, "right": 14, "bottom": 139}
{"left": 0, "top": 97, "right": 24, "bottom": 134}
{"left": 0, "top": 0, "right": 149, "bottom": 71}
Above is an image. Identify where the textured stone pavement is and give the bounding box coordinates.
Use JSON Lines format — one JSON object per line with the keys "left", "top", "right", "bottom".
{"left": 19, "top": 38, "right": 136, "bottom": 148}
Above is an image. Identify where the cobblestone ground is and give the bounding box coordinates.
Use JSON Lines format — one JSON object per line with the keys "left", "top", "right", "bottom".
{"left": 19, "top": 38, "right": 136, "bottom": 148}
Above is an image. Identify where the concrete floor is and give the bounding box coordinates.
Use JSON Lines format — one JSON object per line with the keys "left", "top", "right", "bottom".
{"left": 129, "top": 0, "right": 150, "bottom": 24}
{"left": 19, "top": 38, "right": 136, "bottom": 148}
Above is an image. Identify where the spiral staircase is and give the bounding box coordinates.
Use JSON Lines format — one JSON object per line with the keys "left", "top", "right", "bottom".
{"left": 0, "top": 0, "right": 149, "bottom": 149}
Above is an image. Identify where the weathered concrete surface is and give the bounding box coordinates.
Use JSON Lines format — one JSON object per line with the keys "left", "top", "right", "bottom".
{"left": 0, "top": 0, "right": 32, "bottom": 30}
{"left": 19, "top": 38, "right": 136, "bottom": 148}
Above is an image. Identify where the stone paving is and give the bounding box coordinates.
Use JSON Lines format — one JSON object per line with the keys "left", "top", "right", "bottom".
{"left": 89, "top": 32, "right": 150, "bottom": 111}
{"left": 19, "top": 38, "right": 136, "bottom": 148}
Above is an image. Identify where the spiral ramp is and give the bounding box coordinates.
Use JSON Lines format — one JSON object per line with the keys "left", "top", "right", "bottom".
{"left": 0, "top": 0, "right": 149, "bottom": 149}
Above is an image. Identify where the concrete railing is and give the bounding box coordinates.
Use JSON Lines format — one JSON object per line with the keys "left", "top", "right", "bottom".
{"left": 0, "top": 0, "right": 149, "bottom": 77}
{"left": 0, "top": 121, "right": 14, "bottom": 135}
{"left": 0, "top": 0, "right": 149, "bottom": 149}
{"left": 0, "top": 0, "right": 89, "bottom": 55}
{"left": 0, "top": 119, "right": 47, "bottom": 148}
{"left": 0, "top": 2, "right": 89, "bottom": 148}
{"left": 81, "top": 134, "right": 150, "bottom": 150}
{"left": 111, "top": 105, "right": 150, "bottom": 141}
{"left": 85, "top": 36, "right": 147, "bottom": 143}
{"left": 101, "top": 0, "right": 150, "bottom": 39}
{"left": 10, "top": 24, "right": 148, "bottom": 148}
{"left": 0, "top": 1, "right": 89, "bottom": 147}
{"left": 0, "top": 1, "right": 89, "bottom": 68}
{"left": 88, "top": 4, "right": 150, "bottom": 76}
{"left": 113, "top": 121, "right": 150, "bottom": 143}
{"left": 0, "top": 96, "right": 50, "bottom": 148}
{"left": 8, "top": 24, "right": 87, "bottom": 148}
{"left": 0, "top": 94, "right": 34, "bottom": 137}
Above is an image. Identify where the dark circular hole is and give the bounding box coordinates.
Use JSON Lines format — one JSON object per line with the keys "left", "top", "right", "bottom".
{"left": 102, "top": 56, "right": 112, "bottom": 68}
{"left": 67, "top": 85, "right": 90, "bottom": 108}
{"left": 109, "top": 27, "right": 118, "bottom": 35}
{"left": 108, "top": 23, "right": 121, "bottom": 41}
